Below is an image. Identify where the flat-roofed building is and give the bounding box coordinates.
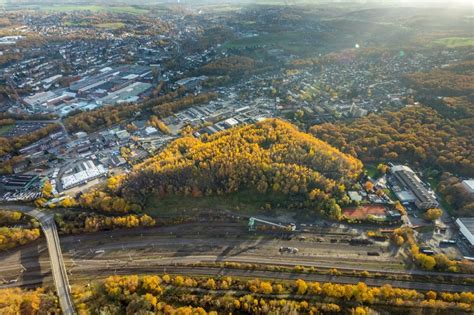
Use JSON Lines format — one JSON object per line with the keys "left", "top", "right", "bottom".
{"left": 175, "top": 76, "right": 207, "bottom": 89}
{"left": 223, "top": 118, "right": 239, "bottom": 129}
{"left": 99, "top": 82, "right": 152, "bottom": 105}
{"left": 348, "top": 191, "right": 363, "bottom": 202}
{"left": 456, "top": 218, "right": 474, "bottom": 247}
{"left": 391, "top": 165, "right": 438, "bottom": 210}
{"left": 462, "top": 180, "right": 474, "bottom": 195}
{"left": 23, "top": 91, "right": 56, "bottom": 107}
{"left": 61, "top": 161, "right": 107, "bottom": 190}
{"left": 0, "top": 174, "right": 40, "bottom": 191}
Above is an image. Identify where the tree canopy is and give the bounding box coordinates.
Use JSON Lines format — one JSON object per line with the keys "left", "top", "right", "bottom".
{"left": 80, "top": 119, "right": 362, "bottom": 218}
{"left": 310, "top": 106, "right": 473, "bottom": 177}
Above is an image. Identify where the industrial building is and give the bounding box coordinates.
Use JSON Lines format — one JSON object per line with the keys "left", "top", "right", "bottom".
{"left": 0, "top": 174, "right": 40, "bottom": 191}
{"left": 391, "top": 165, "right": 438, "bottom": 210}
{"left": 99, "top": 82, "right": 152, "bottom": 105}
{"left": 456, "top": 218, "right": 474, "bottom": 248}
{"left": 21, "top": 64, "right": 153, "bottom": 115}
{"left": 61, "top": 160, "right": 107, "bottom": 190}
{"left": 23, "top": 91, "right": 56, "bottom": 107}
{"left": 174, "top": 75, "right": 208, "bottom": 90}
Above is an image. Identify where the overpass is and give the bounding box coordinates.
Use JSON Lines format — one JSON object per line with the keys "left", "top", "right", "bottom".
{"left": 2, "top": 205, "right": 75, "bottom": 315}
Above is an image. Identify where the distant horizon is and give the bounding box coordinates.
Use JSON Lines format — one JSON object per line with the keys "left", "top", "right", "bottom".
{"left": 1, "top": 0, "right": 473, "bottom": 7}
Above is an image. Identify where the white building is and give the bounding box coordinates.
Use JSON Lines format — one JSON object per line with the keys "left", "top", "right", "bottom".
{"left": 390, "top": 165, "right": 438, "bottom": 210}
{"left": 23, "top": 91, "right": 56, "bottom": 107}
{"left": 348, "top": 191, "right": 363, "bottom": 202}
{"left": 456, "top": 218, "right": 474, "bottom": 247}
{"left": 61, "top": 161, "right": 107, "bottom": 190}
{"left": 74, "top": 131, "right": 88, "bottom": 139}
{"left": 461, "top": 180, "right": 474, "bottom": 195}
{"left": 144, "top": 126, "right": 158, "bottom": 136}
{"left": 223, "top": 118, "right": 239, "bottom": 128}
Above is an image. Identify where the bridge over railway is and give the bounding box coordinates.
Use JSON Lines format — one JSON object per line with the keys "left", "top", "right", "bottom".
{"left": 1, "top": 205, "right": 75, "bottom": 315}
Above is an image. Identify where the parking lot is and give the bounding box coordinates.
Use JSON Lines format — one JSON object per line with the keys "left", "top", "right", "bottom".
{"left": 0, "top": 190, "right": 42, "bottom": 202}
{"left": 0, "top": 121, "right": 50, "bottom": 138}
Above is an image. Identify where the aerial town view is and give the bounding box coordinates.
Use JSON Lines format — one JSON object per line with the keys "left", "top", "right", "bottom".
{"left": 0, "top": 0, "right": 473, "bottom": 314}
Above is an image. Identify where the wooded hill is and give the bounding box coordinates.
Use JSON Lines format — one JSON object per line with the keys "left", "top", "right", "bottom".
{"left": 80, "top": 119, "right": 362, "bottom": 218}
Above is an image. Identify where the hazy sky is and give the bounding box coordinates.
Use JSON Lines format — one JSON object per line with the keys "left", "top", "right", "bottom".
{"left": 1, "top": 0, "right": 472, "bottom": 7}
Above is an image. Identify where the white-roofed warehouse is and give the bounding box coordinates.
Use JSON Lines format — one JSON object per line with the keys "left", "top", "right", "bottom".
{"left": 61, "top": 161, "right": 107, "bottom": 190}
{"left": 456, "top": 218, "right": 474, "bottom": 247}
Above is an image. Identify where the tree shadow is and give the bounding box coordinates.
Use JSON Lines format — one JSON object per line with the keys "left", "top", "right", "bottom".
{"left": 20, "top": 241, "right": 45, "bottom": 288}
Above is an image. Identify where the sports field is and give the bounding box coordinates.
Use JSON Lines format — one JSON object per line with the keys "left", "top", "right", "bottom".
{"left": 343, "top": 205, "right": 386, "bottom": 220}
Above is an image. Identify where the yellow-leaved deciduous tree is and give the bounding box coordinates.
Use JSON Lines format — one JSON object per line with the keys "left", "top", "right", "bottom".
{"left": 425, "top": 208, "right": 443, "bottom": 221}
{"left": 220, "top": 280, "right": 230, "bottom": 290}
{"left": 233, "top": 299, "right": 241, "bottom": 309}
{"left": 162, "top": 274, "right": 171, "bottom": 283}
{"left": 41, "top": 180, "right": 53, "bottom": 198}
{"left": 107, "top": 175, "right": 126, "bottom": 192}
{"left": 141, "top": 275, "right": 163, "bottom": 295}
{"left": 310, "top": 106, "right": 473, "bottom": 178}
{"left": 411, "top": 246, "right": 437, "bottom": 271}
{"left": 295, "top": 279, "right": 308, "bottom": 295}
{"left": 426, "top": 291, "right": 437, "bottom": 300}
{"left": 183, "top": 277, "right": 196, "bottom": 287}
{"left": 143, "top": 293, "right": 157, "bottom": 308}
{"left": 352, "top": 306, "right": 369, "bottom": 315}
{"left": 0, "top": 287, "right": 58, "bottom": 314}
{"left": 274, "top": 284, "right": 285, "bottom": 294}
{"left": 205, "top": 278, "right": 216, "bottom": 290}
{"left": 259, "top": 282, "right": 273, "bottom": 294}
{"left": 149, "top": 115, "right": 171, "bottom": 135}
{"left": 394, "top": 201, "right": 407, "bottom": 215}
{"left": 174, "top": 276, "right": 184, "bottom": 286}
{"left": 321, "top": 303, "right": 341, "bottom": 313}
{"left": 433, "top": 253, "right": 458, "bottom": 271}
{"left": 419, "top": 254, "right": 437, "bottom": 270}
{"left": 71, "top": 273, "right": 474, "bottom": 314}
{"left": 20, "top": 290, "right": 42, "bottom": 314}
{"left": 0, "top": 210, "right": 22, "bottom": 224}
{"left": 393, "top": 235, "right": 405, "bottom": 246}
{"left": 377, "top": 163, "right": 389, "bottom": 174}
{"left": 308, "top": 282, "right": 321, "bottom": 295}
{"left": 0, "top": 227, "right": 41, "bottom": 250}
{"left": 60, "top": 197, "right": 77, "bottom": 208}
{"left": 104, "top": 275, "right": 123, "bottom": 299}
{"left": 83, "top": 214, "right": 155, "bottom": 232}
{"left": 81, "top": 119, "right": 363, "bottom": 219}
{"left": 139, "top": 214, "right": 156, "bottom": 227}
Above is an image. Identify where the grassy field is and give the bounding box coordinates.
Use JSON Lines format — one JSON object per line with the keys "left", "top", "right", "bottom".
{"left": 222, "top": 32, "right": 314, "bottom": 54}
{"left": 96, "top": 22, "right": 126, "bottom": 30}
{"left": 433, "top": 37, "right": 474, "bottom": 48}
{"left": 38, "top": 5, "right": 149, "bottom": 15}
{"left": 64, "top": 21, "right": 91, "bottom": 27}
{"left": 0, "top": 124, "right": 14, "bottom": 136}
{"left": 145, "top": 190, "right": 292, "bottom": 218}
